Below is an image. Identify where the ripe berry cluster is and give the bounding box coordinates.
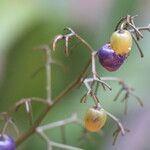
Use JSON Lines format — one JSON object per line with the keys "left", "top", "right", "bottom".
{"left": 83, "top": 29, "right": 133, "bottom": 132}
{"left": 83, "top": 15, "right": 148, "bottom": 134}
{"left": 98, "top": 29, "right": 132, "bottom": 72}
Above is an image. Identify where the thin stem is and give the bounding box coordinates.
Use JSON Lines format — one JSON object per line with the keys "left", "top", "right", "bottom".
{"left": 2, "top": 120, "right": 9, "bottom": 135}
{"left": 95, "top": 78, "right": 111, "bottom": 90}
{"left": 115, "top": 15, "right": 150, "bottom": 35}
{"left": 75, "top": 34, "right": 94, "bottom": 52}
{"left": 9, "top": 120, "right": 20, "bottom": 137}
{"left": 83, "top": 78, "right": 111, "bottom": 95}
{"left": 102, "top": 76, "right": 143, "bottom": 114}
{"left": 36, "top": 114, "right": 82, "bottom": 150}
{"left": 126, "top": 15, "right": 143, "bottom": 38}
{"left": 38, "top": 114, "right": 79, "bottom": 131}
{"left": 69, "top": 41, "right": 82, "bottom": 51}
{"left": 16, "top": 105, "right": 50, "bottom": 146}
{"left": 8, "top": 97, "right": 49, "bottom": 114}
{"left": 36, "top": 130, "right": 52, "bottom": 149}
{"left": 25, "top": 100, "right": 33, "bottom": 125}
{"left": 94, "top": 82, "right": 99, "bottom": 95}
{"left": 101, "top": 77, "right": 123, "bottom": 83}
{"left": 50, "top": 141, "right": 84, "bottom": 150}
{"left": 130, "top": 15, "right": 140, "bottom": 40}
{"left": 15, "top": 58, "right": 91, "bottom": 147}
{"left": 132, "top": 25, "right": 150, "bottom": 32}
{"left": 37, "top": 130, "right": 84, "bottom": 150}
{"left": 91, "top": 52, "right": 97, "bottom": 78}
{"left": 105, "top": 111, "right": 125, "bottom": 135}
{"left": 113, "top": 88, "right": 123, "bottom": 101}
{"left": 112, "top": 128, "right": 120, "bottom": 145}
{"left": 33, "top": 45, "right": 53, "bottom": 103}
{"left": 32, "top": 59, "right": 66, "bottom": 79}
{"left": 83, "top": 52, "right": 111, "bottom": 95}
{"left": 129, "top": 92, "right": 144, "bottom": 107}
{"left": 65, "top": 27, "right": 94, "bottom": 52}
{"left": 46, "top": 49, "right": 52, "bottom": 104}
{"left": 31, "top": 65, "right": 45, "bottom": 78}
{"left": 115, "top": 16, "right": 127, "bottom": 31}
{"left": 81, "top": 51, "right": 111, "bottom": 105}
{"left": 2, "top": 118, "right": 19, "bottom": 137}
{"left": 25, "top": 101, "right": 30, "bottom": 113}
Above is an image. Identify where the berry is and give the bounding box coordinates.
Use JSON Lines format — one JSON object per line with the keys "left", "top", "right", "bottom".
{"left": 110, "top": 30, "right": 132, "bottom": 55}
{"left": 97, "top": 44, "right": 126, "bottom": 71}
{"left": 84, "top": 107, "right": 107, "bottom": 132}
{"left": 0, "top": 134, "right": 16, "bottom": 150}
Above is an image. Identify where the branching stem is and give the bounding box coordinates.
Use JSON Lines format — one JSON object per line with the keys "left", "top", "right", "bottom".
{"left": 36, "top": 114, "right": 82, "bottom": 150}
{"left": 15, "top": 58, "right": 91, "bottom": 146}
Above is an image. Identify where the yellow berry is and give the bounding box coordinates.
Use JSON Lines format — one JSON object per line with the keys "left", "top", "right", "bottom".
{"left": 110, "top": 30, "right": 132, "bottom": 55}
{"left": 84, "top": 108, "right": 107, "bottom": 132}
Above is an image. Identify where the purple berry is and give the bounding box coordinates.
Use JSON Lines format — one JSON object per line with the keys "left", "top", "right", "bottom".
{"left": 97, "top": 44, "right": 126, "bottom": 71}
{"left": 0, "top": 134, "right": 16, "bottom": 150}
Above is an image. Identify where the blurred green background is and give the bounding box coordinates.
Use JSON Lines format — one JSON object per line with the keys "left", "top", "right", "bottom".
{"left": 0, "top": 0, "right": 150, "bottom": 150}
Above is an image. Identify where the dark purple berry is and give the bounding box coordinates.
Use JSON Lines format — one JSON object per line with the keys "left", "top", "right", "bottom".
{"left": 97, "top": 44, "right": 126, "bottom": 71}
{"left": 0, "top": 134, "right": 16, "bottom": 150}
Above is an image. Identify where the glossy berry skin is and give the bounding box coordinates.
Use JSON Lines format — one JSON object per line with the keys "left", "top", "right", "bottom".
{"left": 97, "top": 44, "right": 126, "bottom": 72}
{"left": 84, "top": 108, "right": 107, "bottom": 132}
{"left": 0, "top": 134, "right": 16, "bottom": 150}
{"left": 110, "top": 30, "right": 132, "bottom": 55}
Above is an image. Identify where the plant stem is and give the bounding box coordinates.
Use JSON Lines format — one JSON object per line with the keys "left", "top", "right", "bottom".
{"left": 15, "top": 58, "right": 91, "bottom": 146}
{"left": 75, "top": 34, "right": 94, "bottom": 52}
{"left": 46, "top": 49, "right": 52, "bottom": 104}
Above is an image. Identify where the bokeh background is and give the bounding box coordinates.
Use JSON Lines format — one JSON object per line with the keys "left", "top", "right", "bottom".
{"left": 0, "top": 0, "right": 150, "bottom": 150}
